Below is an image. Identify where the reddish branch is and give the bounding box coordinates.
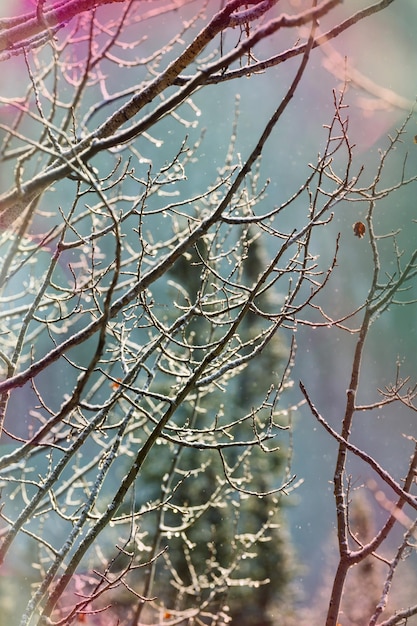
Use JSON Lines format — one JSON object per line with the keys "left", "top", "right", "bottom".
{"left": 0, "top": 0, "right": 133, "bottom": 54}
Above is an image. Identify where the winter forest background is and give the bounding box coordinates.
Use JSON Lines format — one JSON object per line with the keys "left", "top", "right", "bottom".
{"left": 1, "top": 1, "right": 417, "bottom": 626}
